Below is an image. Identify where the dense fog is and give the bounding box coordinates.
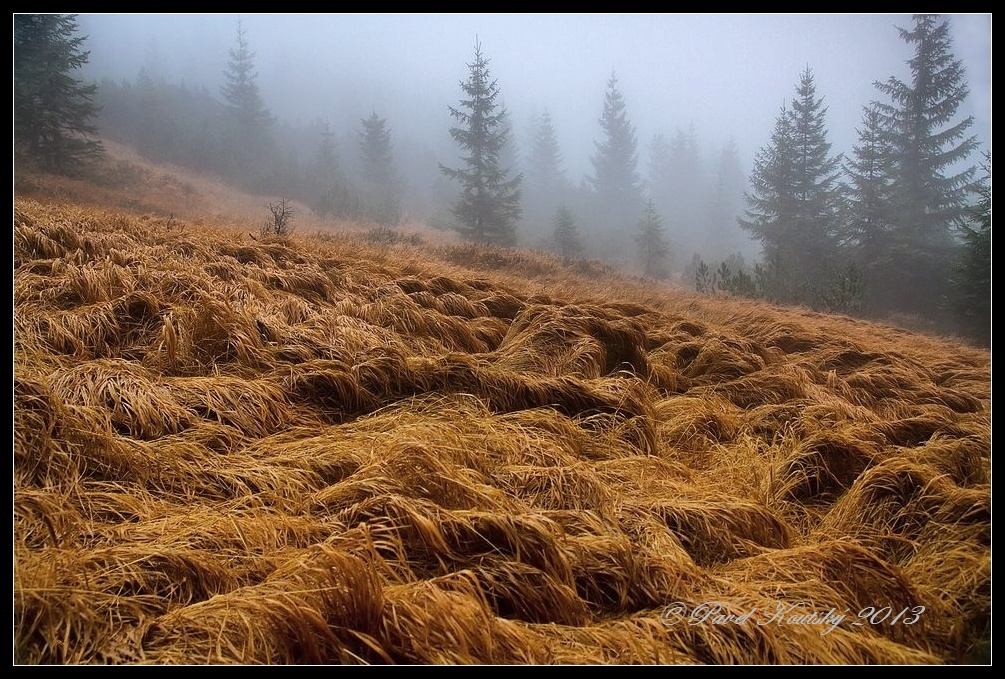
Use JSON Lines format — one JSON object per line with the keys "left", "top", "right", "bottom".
{"left": 15, "top": 13, "right": 992, "bottom": 337}
{"left": 76, "top": 14, "right": 990, "bottom": 172}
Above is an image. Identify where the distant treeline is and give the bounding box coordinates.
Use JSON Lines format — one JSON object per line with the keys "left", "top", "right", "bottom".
{"left": 14, "top": 14, "right": 989, "bottom": 342}
{"left": 92, "top": 65, "right": 750, "bottom": 269}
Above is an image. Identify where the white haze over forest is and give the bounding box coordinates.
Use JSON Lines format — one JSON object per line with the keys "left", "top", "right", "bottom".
{"left": 76, "top": 13, "right": 991, "bottom": 266}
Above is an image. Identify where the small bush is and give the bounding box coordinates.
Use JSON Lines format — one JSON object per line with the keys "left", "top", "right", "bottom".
{"left": 262, "top": 198, "right": 295, "bottom": 238}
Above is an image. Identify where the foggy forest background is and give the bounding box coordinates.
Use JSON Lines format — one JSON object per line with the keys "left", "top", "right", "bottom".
{"left": 13, "top": 13, "right": 992, "bottom": 343}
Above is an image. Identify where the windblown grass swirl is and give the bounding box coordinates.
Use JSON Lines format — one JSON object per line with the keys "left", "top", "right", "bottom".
{"left": 14, "top": 199, "right": 990, "bottom": 664}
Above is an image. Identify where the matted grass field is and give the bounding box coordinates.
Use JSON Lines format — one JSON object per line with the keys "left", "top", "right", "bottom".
{"left": 13, "top": 198, "right": 990, "bottom": 664}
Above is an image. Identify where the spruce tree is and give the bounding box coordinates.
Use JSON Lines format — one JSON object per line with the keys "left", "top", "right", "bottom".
{"left": 703, "top": 139, "right": 746, "bottom": 260}
{"left": 844, "top": 105, "right": 895, "bottom": 248}
{"left": 359, "top": 113, "right": 393, "bottom": 187}
{"left": 552, "top": 205, "right": 583, "bottom": 259}
{"left": 527, "top": 111, "right": 565, "bottom": 192}
{"left": 843, "top": 103, "right": 896, "bottom": 308}
{"left": 311, "top": 122, "right": 357, "bottom": 219}
{"left": 524, "top": 110, "right": 567, "bottom": 229}
{"left": 316, "top": 122, "right": 340, "bottom": 182}
{"left": 873, "top": 14, "right": 977, "bottom": 317}
{"left": 440, "top": 40, "right": 522, "bottom": 246}
{"left": 588, "top": 73, "right": 642, "bottom": 229}
{"left": 665, "top": 125, "right": 705, "bottom": 260}
{"left": 741, "top": 68, "right": 842, "bottom": 303}
{"left": 14, "top": 13, "right": 102, "bottom": 173}
{"left": 133, "top": 67, "right": 164, "bottom": 159}
{"left": 953, "top": 152, "right": 990, "bottom": 343}
{"left": 220, "top": 19, "right": 271, "bottom": 127}
{"left": 788, "top": 67, "right": 843, "bottom": 276}
{"left": 739, "top": 103, "right": 798, "bottom": 300}
{"left": 358, "top": 112, "right": 400, "bottom": 224}
{"left": 635, "top": 199, "right": 671, "bottom": 278}
{"left": 219, "top": 19, "right": 274, "bottom": 190}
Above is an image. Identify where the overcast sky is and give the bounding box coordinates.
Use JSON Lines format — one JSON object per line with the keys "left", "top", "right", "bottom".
{"left": 77, "top": 13, "right": 991, "bottom": 180}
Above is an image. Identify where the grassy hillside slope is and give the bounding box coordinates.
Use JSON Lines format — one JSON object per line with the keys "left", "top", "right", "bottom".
{"left": 14, "top": 198, "right": 990, "bottom": 664}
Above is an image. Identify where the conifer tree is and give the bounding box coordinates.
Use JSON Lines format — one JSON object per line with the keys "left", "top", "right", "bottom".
{"left": 703, "top": 139, "right": 746, "bottom": 259}
{"left": 221, "top": 19, "right": 271, "bottom": 127}
{"left": 359, "top": 112, "right": 401, "bottom": 224}
{"left": 788, "top": 67, "right": 843, "bottom": 273}
{"left": 552, "top": 205, "right": 583, "bottom": 259}
{"left": 843, "top": 103, "right": 896, "bottom": 309}
{"left": 359, "top": 113, "right": 394, "bottom": 187}
{"left": 14, "top": 13, "right": 102, "bottom": 173}
{"left": 635, "top": 199, "right": 671, "bottom": 278}
{"left": 314, "top": 122, "right": 340, "bottom": 188}
{"left": 739, "top": 103, "right": 798, "bottom": 299}
{"left": 440, "top": 40, "right": 522, "bottom": 246}
{"left": 953, "top": 152, "right": 990, "bottom": 343}
{"left": 527, "top": 111, "right": 565, "bottom": 192}
{"left": 741, "top": 68, "right": 842, "bottom": 302}
{"left": 844, "top": 104, "right": 895, "bottom": 250}
{"left": 588, "top": 72, "right": 642, "bottom": 229}
{"left": 311, "top": 122, "right": 359, "bottom": 219}
{"left": 665, "top": 125, "right": 705, "bottom": 259}
{"left": 876, "top": 14, "right": 977, "bottom": 236}
{"left": 524, "top": 110, "right": 567, "bottom": 229}
{"left": 873, "top": 14, "right": 977, "bottom": 317}
{"left": 219, "top": 19, "right": 274, "bottom": 189}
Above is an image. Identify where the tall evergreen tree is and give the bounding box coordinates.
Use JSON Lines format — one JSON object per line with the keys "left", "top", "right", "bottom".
{"left": 648, "top": 127, "right": 707, "bottom": 263}
{"left": 873, "top": 14, "right": 977, "bottom": 317}
{"left": 359, "top": 112, "right": 401, "bottom": 225}
{"left": 788, "top": 67, "right": 843, "bottom": 270}
{"left": 635, "top": 199, "right": 671, "bottom": 279}
{"left": 311, "top": 122, "right": 359, "bottom": 219}
{"left": 843, "top": 104, "right": 896, "bottom": 309}
{"left": 524, "top": 110, "right": 567, "bottom": 230}
{"left": 844, "top": 104, "right": 896, "bottom": 249}
{"left": 14, "top": 13, "right": 102, "bottom": 173}
{"left": 588, "top": 72, "right": 642, "bottom": 229}
{"left": 703, "top": 139, "right": 747, "bottom": 260}
{"left": 220, "top": 19, "right": 271, "bottom": 127}
{"left": 314, "top": 122, "right": 340, "bottom": 188}
{"left": 359, "top": 113, "right": 394, "bottom": 187}
{"left": 741, "top": 68, "right": 842, "bottom": 303}
{"left": 953, "top": 152, "right": 990, "bottom": 343}
{"left": 133, "top": 67, "right": 166, "bottom": 159}
{"left": 552, "top": 205, "right": 583, "bottom": 259}
{"left": 665, "top": 125, "right": 705, "bottom": 261}
{"left": 739, "top": 103, "right": 799, "bottom": 300}
{"left": 440, "top": 40, "right": 522, "bottom": 246}
{"left": 527, "top": 111, "right": 565, "bottom": 192}
{"left": 219, "top": 19, "right": 274, "bottom": 190}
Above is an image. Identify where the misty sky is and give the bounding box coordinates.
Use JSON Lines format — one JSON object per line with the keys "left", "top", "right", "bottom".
{"left": 77, "top": 13, "right": 991, "bottom": 180}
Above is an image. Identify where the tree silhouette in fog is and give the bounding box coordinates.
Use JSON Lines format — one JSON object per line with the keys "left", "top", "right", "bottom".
{"left": 440, "top": 40, "right": 522, "bottom": 246}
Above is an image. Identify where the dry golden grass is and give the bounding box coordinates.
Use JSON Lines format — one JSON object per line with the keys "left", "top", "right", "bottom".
{"left": 14, "top": 197, "right": 990, "bottom": 664}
